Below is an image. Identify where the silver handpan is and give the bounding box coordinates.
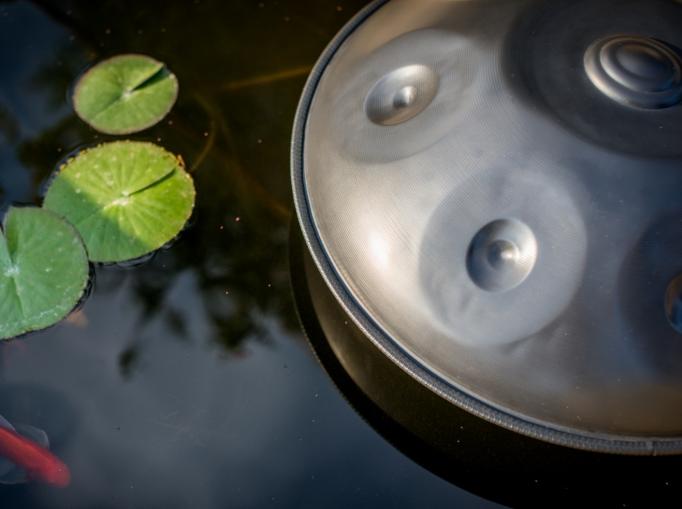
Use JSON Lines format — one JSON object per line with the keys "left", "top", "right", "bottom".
{"left": 291, "top": 0, "right": 682, "bottom": 454}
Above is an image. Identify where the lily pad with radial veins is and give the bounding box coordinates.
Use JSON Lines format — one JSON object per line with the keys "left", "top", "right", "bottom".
{"left": 43, "top": 141, "right": 196, "bottom": 263}
{"left": 73, "top": 54, "right": 179, "bottom": 134}
{"left": 0, "top": 207, "right": 89, "bottom": 340}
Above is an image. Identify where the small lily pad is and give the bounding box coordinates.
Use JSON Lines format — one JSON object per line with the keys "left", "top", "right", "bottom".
{"left": 0, "top": 207, "right": 89, "bottom": 340}
{"left": 73, "top": 54, "right": 179, "bottom": 134}
{"left": 43, "top": 141, "right": 196, "bottom": 263}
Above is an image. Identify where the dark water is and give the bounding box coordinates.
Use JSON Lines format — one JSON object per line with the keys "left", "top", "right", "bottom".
{"left": 0, "top": 1, "right": 502, "bottom": 507}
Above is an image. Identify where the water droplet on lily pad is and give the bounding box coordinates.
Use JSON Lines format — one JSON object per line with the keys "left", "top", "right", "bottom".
{"left": 73, "top": 54, "right": 179, "bottom": 134}
{"left": 43, "top": 141, "right": 196, "bottom": 263}
{"left": 0, "top": 207, "right": 90, "bottom": 340}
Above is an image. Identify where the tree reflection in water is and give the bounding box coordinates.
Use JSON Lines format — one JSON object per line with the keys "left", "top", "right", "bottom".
{"left": 8, "top": 0, "right": 368, "bottom": 376}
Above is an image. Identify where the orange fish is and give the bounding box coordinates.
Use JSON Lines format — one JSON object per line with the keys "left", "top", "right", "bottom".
{"left": 0, "top": 421, "right": 70, "bottom": 487}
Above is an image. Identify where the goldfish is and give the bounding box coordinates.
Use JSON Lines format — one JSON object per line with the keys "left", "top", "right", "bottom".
{"left": 0, "top": 414, "right": 70, "bottom": 487}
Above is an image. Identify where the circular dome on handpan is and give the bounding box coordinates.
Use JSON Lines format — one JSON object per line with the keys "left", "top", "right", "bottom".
{"left": 292, "top": 0, "right": 682, "bottom": 454}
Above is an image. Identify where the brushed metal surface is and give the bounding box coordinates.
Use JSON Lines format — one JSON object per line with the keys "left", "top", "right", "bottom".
{"left": 293, "top": 0, "right": 682, "bottom": 453}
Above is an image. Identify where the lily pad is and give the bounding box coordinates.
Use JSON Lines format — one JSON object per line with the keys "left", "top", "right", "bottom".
{"left": 43, "top": 141, "right": 196, "bottom": 263}
{"left": 73, "top": 54, "right": 179, "bottom": 134}
{"left": 0, "top": 207, "right": 89, "bottom": 340}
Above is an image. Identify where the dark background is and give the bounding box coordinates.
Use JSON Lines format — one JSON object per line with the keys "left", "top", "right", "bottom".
{"left": 0, "top": 1, "right": 502, "bottom": 507}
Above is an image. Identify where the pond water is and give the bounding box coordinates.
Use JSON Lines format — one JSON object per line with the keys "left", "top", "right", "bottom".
{"left": 0, "top": 1, "right": 502, "bottom": 507}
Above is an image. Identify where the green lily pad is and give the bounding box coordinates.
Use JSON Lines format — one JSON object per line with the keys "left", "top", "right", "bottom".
{"left": 73, "top": 54, "right": 179, "bottom": 134}
{"left": 0, "top": 207, "right": 89, "bottom": 340}
{"left": 43, "top": 141, "right": 196, "bottom": 263}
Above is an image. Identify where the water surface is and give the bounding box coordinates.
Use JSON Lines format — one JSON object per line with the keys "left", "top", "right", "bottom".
{"left": 0, "top": 1, "right": 500, "bottom": 507}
